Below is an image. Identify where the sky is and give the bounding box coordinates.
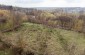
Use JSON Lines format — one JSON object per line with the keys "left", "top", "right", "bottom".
{"left": 0, "top": 0, "right": 85, "bottom": 7}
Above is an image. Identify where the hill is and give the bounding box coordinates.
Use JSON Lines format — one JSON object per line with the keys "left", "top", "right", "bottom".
{"left": 1, "top": 4, "right": 85, "bottom": 13}
{"left": 0, "top": 22, "right": 85, "bottom": 55}
{"left": 0, "top": 5, "right": 85, "bottom": 55}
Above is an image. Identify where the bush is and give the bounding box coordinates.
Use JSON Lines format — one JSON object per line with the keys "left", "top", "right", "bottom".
{"left": 0, "top": 10, "right": 22, "bottom": 32}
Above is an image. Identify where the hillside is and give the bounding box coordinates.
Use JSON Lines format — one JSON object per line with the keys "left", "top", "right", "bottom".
{"left": 1, "top": 5, "right": 85, "bottom": 13}
{"left": 0, "top": 22, "right": 85, "bottom": 55}
{"left": 0, "top": 5, "right": 85, "bottom": 55}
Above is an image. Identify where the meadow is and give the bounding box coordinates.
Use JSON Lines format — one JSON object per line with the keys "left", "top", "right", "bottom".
{"left": 0, "top": 7, "right": 85, "bottom": 55}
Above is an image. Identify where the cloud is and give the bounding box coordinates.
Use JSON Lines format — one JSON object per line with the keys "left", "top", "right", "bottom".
{"left": 16, "top": 0, "right": 44, "bottom": 4}
{"left": 0, "top": 0, "right": 85, "bottom": 7}
{"left": 39, "top": 0, "right": 85, "bottom": 7}
{"left": 66, "top": 0, "right": 81, "bottom": 3}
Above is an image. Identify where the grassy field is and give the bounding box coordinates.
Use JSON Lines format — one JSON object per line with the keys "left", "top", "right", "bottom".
{"left": 0, "top": 22, "right": 85, "bottom": 55}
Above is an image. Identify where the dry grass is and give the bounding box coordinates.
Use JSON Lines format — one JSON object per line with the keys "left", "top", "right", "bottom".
{"left": 0, "top": 22, "right": 85, "bottom": 55}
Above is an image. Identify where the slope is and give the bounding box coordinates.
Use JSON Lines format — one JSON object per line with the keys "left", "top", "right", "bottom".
{"left": 0, "top": 22, "right": 85, "bottom": 55}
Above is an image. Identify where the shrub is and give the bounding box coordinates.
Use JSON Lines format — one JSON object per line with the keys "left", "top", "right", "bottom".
{"left": 0, "top": 10, "right": 22, "bottom": 32}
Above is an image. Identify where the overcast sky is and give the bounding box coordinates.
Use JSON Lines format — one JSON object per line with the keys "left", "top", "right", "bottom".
{"left": 0, "top": 0, "right": 85, "bottom": 7}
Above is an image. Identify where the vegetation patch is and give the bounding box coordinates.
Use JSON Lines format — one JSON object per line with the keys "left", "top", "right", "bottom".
{"left": 0, "top": 22, "right": 85, "bottom": 55}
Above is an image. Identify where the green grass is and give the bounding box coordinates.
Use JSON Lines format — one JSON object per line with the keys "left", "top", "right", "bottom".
{"left": 0, "top": 49, "right": 11, "bottom": 55}
{"left": 1, "top": 22, "right": 85, "bottom": 55}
